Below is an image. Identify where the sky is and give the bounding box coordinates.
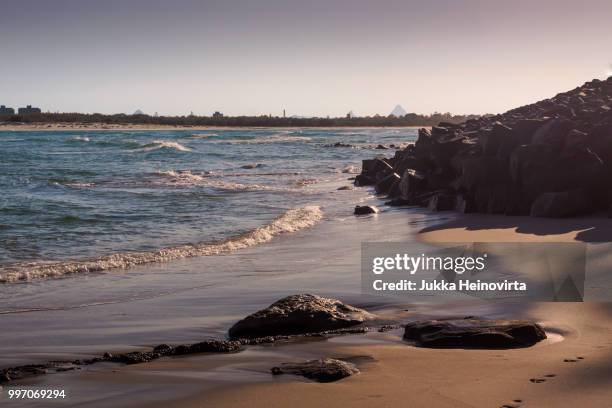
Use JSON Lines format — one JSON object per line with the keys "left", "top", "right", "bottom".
{"left": 1, "top": 0, "right": 612, "bottom": 117}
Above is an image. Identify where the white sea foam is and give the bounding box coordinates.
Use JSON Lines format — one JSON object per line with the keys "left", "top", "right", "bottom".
{"left": 188, "top": 133, "right": 218, "bottom": 139}
{"left": 341, "top": 165, "right": 360, "bottom": 174}
{"left": 65, "top": 182, "right": 95, "bottom": 188}
{"left": 153, "top": 170, "right": 293, "bottom": 191}
{"left": 139, "top": 140, "right": 192, "bottom": 152}
{"left": 0, "top": 206, "right": 323, "bottom": 283}
{"left": 220, "top": 134, "right": 312, "bottom": 145}
{"left": 69, "top": 136, "right": 90, "bottom": 142}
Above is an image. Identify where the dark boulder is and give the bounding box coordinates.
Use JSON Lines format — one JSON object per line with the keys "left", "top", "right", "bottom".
{"left": 110, "top": 351, "right": 159, "bottom": 365}
{"left": 394, "top": 155, "right": 431, "bottom": 175}
{"left": 354, "top": 205, "right": 379, "bottom": 215}
{"left": 354, "top": 173, "right": 376, "bottom": 186}
{"left": 510, "top": 144, "right": 555, "bottom": 189}
{"left": 403, "top": 318, "right": 546, "bottom": 349}
{"left": 480, "top": 122, "right": 512, "bottom": 156}
{"left": 530, "top": 190, "right": 591, "bottom": 217}
{"left": 271, "top": 358, "right": 358, "bottom": 382}
{"left": 427, "top": 193, "right": 455, "bottom": 211}
{"left": 454, "top": 194, "right": 477, "bottom": 213}
{"left": 188, "top": 340, "right": 242, "bottom": 353}
{"left": 510, "top": 119, "right": 546, "bottom": 145}
{"left": 355, "top": 158, "right": 393, "bottom": 186}
{"left": 153, "top": 344, "right": 173, "bottom": 354}
{"left": 1, "top": 365, "right": 48, "bottom": 383}
{"left": 565, "top": 129, "right": 588, "bottom": 150}
{"left": 414, "top": 128, "right": 432, "bottom": 159}
{"left": 374, "top": 172, "right": 401, "bottom": 195}
{"left": 398, "top": 169, "right": 427, "bottom": 199}
{"left": 430, "top": 133, "right": 470, "bottom": 173}
{"left": 458, "top": 157, "right": 511, "bottom": 194}
{"left": 228, "top": 294, "right": 374, "bottom": 339}
{"left": 532, "top": 118, "right": 575, "bottom": 150}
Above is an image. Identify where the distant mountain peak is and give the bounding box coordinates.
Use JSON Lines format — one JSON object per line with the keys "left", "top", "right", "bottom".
{"left": 390, "top": 104, "right": 407, "bottom": 117}
{"left": 133, "top": 109, "right": 145, "bottom": 115}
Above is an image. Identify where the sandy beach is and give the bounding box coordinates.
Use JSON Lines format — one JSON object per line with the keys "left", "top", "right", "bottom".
{"left": 137, "top": 214, "right": 608, "bottom": 408}
{"left": 5, "top": 211, "right": 610, "bottom": 408}
{"left": 3, "top": 2, "right": 612, "bottom": 407}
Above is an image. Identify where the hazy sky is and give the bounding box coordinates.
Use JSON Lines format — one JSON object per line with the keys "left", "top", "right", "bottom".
{"left": 1, "top": 0, "right": 611, "bottom": 117}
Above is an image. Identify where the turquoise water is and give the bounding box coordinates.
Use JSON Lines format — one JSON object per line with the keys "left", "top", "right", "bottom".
{"left": 0, "top": 128, "right": 417, "bottom": 282}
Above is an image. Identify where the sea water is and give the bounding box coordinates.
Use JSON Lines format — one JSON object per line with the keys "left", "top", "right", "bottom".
{"left": 0, "top": 128, "right": 416, "bottom": 282}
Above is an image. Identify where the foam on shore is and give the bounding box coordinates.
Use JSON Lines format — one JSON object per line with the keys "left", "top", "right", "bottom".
{"left": 0, "top": 206, "right": 323, "bottom": 283}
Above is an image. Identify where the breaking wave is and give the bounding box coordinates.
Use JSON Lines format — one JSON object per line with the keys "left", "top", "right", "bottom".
{"left": 187, "top": 133, "right": 218, "bottom": 139}
{"left": 153, "top": 170, "right": 297, "bottom": 191}
{"left": 0, "top": 206, "right": 323, "bottom": 283}
{"left": 220, "top": 134, "right": 312, "bottom": 145}
{"left": 139, "top": 140, "right": 192, "bottom": 152}
{"left": 68, "top": 136, "right": 90, "bottom": 142}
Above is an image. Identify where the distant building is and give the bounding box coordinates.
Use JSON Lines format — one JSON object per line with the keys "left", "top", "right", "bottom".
{"left": 0, "top": 105, "right": 15, "bottom": 115}
{"left": 18, "top": 105, "right": 41, "bottom": 115}
{"left": 212, "top": 111, "right": 224, "bottom": 118}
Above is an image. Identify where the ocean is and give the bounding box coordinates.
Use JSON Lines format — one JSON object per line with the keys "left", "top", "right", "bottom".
{"left": 0, "top": 128, "right": 417, "bottom": 283}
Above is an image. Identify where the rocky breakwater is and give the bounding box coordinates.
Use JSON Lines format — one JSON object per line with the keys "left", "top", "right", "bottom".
{"left": 356, "top": 77, "right": 612, "bottom": 217}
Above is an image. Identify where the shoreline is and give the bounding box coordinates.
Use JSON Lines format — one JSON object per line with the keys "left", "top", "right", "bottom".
{"left": 153, "top": 213, "right": 612, "bottom": 408}
{"left": 3, "top": 211, "right": 611, "bottom": 407}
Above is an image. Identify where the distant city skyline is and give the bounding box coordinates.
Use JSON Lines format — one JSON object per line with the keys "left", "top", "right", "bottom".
{"left": 1, "top": 0, "right": 611, "bottom": 117}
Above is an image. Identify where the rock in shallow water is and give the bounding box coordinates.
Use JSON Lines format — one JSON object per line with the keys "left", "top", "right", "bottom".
{"left": 403, "top": 318, "right": 546, "bottom": 349}
{"left": 271, "top": 358, "right": 359, "bottom": 382}
{"left": 228, "top": 294, "right": 374, "bottom": 339}
{"left": 354, "top": 205, "right": 379, "bottom": 215}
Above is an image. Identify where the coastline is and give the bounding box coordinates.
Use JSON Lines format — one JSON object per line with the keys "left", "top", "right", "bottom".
{"left": 4, "top": 210, "right": 611, "bottom": 407}
{"left": 0, "top": 123, "right": 221, "bottom": 132}
{"left": 2, "top": 123, "right": 611, "bottom": 407}
{"left": 0, "top": 123, "right": 427, "bottom": 132}
{"left": 152, "top": 213, "right": 612, "bottom": 408}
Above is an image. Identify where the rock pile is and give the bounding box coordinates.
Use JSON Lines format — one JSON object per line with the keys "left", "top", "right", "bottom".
{"left": 356, "top": 77, "right": 612, "bottom": 217}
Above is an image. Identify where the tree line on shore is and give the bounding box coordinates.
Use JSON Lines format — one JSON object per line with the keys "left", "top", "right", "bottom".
{"left": 0, "top": 112, "right": 484, "bottom": 127}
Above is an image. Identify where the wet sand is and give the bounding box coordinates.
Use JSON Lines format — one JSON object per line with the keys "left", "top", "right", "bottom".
{"left": 3, "top": 212, "right": 612, "bottom": 407}
{"left": 170, "top": 303, "right": 612, "bottom": 408}
{"left": 150, "top": 214, "right": 612, "bottom": 408}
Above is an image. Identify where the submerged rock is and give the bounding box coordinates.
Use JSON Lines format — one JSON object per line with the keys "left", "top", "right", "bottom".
{"left": 187, "top": 340, "right": 242, "bottom": 353}
{"left": 1, "top": 365, "right": 48, "bottom": 383}
{"left": 228, "top": 294, "right": 374, "bottom": 339}
{"left": 324, "top": 142, "right": 354, "bottom": 148}
{"left": 241, "top": 163, "right": 263, "bottom": 169}
{"left": 107, "top": 339, "right": 242, "bottom": 364}
{"left": 271, "top": 358, "right": 359, "bottom": 382}
{"left": 403, "top": 318, "right": 546, "bottom": 349}
{"left": 354, "top": 205, "right": 379, "bottom": 215}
